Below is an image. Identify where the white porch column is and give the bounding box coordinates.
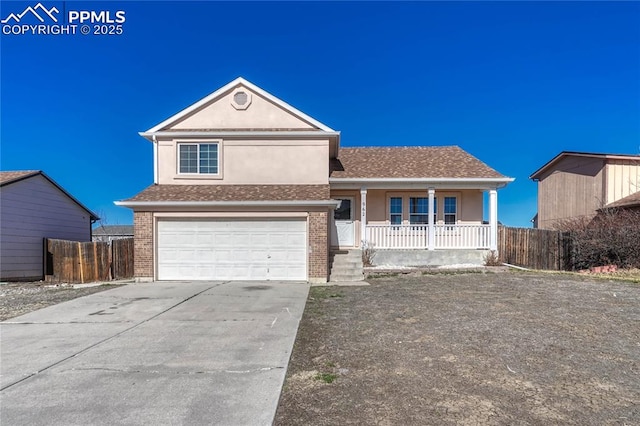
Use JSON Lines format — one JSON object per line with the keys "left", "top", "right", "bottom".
{"left": 428, "top": 188, "right": 435, "bottom": 250}
{"left": 360, "top": 187, "right": 367, "bottom": 247}
{"left": 489, "top": 189, "right": 498, "bottom": 251}
{"left": 152, "top": 135, "right": 158, "bottom": 184}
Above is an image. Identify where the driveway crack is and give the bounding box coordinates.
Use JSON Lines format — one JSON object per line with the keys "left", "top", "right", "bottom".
{"left": 64, "top": 366, "right": 285, "bottom": 375}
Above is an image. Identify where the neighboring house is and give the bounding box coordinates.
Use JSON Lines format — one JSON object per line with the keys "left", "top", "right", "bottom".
{"left": 603, "top": 191, "right": 640, "bottom": 213}
{"left": 530, "top": 151, "right": 640, "bottom": 229}
{"left": 116, "top": 77, "right": 513, "bottom": 283}
{"left": 92, "top": 225, "right": 134, "bottom": 242}
{"left": 0, "top": 171, "right": 99, "bottom": 281}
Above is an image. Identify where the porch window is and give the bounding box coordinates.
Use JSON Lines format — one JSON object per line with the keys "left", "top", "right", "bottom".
{"left": 179, "top": 143, "right": 219, "bottom": 174}
{"left": 444, "top": 197, "right": 457, "bottom": 224}
{"left": 390, "top": 197, "right": 402, "bottom": 224}
{"left": 409, "top": 197, "right": 429, "bottom": 224}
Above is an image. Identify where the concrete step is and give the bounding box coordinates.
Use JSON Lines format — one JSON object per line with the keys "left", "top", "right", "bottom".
{"left": 330, "top": 265, "right": 364, "bottom": 275}
{"left": 329, "top": 273, "right": 365, "bottom": 282}
{"left": 329, "top": 249, "right": 364, "bottom": 282}
{"left": 330, "top": 259, "right": 363, "bottom": 268}
{"left": 331, "top": 250, "right": 362, "bottom": 258}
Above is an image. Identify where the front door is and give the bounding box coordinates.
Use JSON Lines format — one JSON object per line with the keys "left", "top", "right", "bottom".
{"left": 331, "top": 197, "right": 355, "bottom": 247}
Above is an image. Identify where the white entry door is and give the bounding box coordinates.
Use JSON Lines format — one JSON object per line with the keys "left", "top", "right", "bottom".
{"left": 156, "top": 218, "right": 307, "bottom": 281}
{"left": 331, "top": 198, "right": 355, "bottom": 247}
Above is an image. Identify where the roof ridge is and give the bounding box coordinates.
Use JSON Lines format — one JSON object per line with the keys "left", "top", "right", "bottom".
{"left": 340, "top": 145, "right": 460, "bottom": 149}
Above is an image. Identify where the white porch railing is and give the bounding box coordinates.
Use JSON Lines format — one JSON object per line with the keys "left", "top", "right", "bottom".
{"left": 365, "top": 224, "right": 491, "bottom": 249}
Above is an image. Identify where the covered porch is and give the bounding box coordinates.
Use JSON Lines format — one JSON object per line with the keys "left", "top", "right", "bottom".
{"left": 330, "top": 182, "right": 503, "bottom": 251}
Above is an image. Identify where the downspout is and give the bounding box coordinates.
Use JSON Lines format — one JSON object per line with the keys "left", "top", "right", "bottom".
{"left": 153, "top": 135, "right": 158, "bottom": 184}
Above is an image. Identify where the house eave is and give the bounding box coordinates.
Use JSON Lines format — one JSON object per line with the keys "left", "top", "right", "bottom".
{"left": 114, "top": 200, "right": 341, "bottom": 209}
{"left": 139, "top": 130, "right": 340, "bottom": 140}
{"left": 329, "top": 177, "right": 515, "bottom": 190}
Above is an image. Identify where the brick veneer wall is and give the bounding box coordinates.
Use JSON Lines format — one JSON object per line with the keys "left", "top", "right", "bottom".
{"left": 134, "top": 212, "right": 153, "bottom": 280}
{"left": 308, "top": 211, "right": 329, "bottom": 282}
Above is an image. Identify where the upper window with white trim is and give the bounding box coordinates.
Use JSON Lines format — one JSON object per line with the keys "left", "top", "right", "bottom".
{"left": 178, "top": 143, "right": 219, "bottom": 174}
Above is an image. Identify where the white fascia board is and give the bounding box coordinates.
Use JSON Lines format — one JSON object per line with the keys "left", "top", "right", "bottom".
{"left": 329, "top": 177, "right": 515, "bottom": 190}
{"left": 139, "top": 130, "right": 340, "bottom": 140}
{"left": 143, "top": 77, "right": 336, "bottom": 135}
{"left": 114, "top": 200, "right": 341, "bottom": 208}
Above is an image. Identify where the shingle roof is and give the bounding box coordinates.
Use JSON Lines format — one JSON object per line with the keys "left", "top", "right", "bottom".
{"left": 124, "top": 184, "right": 330, "bottom": 202}
{"left": 92, "top": 225, "right": 134, "bottom": 236}
{"left": 605, "top": 191, "right": 640, "bottom": 209}
{"left": 330, "top": 146, "right": 505, "bottom": 179}
{"left": 0, "top": 170, "right": 40, "bottom": 185}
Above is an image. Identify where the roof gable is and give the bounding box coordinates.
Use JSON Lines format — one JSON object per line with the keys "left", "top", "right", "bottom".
{"left": 531, "top": 151, "right": 640, "bottom": 180}
{"left": 0, "top": 170, "right": 99, "bottom": 220}
{"left": 144, "top": 77, "right": 335, "bottom": 134}
{"left": 330, "top": 146, "right": 506, "bottom": 179}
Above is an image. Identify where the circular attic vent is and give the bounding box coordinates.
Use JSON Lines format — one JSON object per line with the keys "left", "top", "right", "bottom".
{"left": 231, "top": 89, "right": 252, "bottom": 110}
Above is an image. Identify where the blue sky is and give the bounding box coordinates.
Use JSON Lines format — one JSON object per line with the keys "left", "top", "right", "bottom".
{"left": 2, "top": 1, "right": 639, "bottom": 227}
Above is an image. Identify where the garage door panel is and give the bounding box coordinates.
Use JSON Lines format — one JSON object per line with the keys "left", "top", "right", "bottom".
{"left": 157, "top": 219, "right": 307, "bottom": 281}
{"left": 286, "top": 234, "right": 306, "bottom": 245}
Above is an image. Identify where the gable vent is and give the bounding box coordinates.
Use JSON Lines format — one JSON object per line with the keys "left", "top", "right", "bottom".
{"left": 234, "top": 91, "right": 248, "bottom": 105}
{"left": 231, "top": 89, "right": 252, "bottom": 110}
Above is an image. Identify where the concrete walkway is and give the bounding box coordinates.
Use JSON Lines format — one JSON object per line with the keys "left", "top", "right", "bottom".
{"left": 1, "top": 281, "right": 309, "bottom": 425}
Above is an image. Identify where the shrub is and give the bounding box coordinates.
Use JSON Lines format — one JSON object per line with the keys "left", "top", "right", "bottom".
{"left": 554, "top": 208, "right": 640, "bottom": 270}
{"left": 484, "top": 250, "right": 501, "bottom": 266}
{"left": 361, "top": 240, "right": 376, "bottom": 267}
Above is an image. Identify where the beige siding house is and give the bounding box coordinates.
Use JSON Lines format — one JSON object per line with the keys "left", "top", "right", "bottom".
{"left": 0, "top": 171, "right": 99, "bottom": 281}
{"left": 530, "top": 151, "right": 640, "bottom": 229}
{"left": 117, "top": 78, "right": 513, "bottom": 282}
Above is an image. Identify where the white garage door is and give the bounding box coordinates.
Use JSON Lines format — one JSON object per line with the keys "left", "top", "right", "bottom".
{"left": 157, "top": 219, "right": 307, "bottom": 281}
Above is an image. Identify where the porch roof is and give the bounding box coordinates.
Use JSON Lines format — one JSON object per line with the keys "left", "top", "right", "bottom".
{"left": 330, "top": 146, "right": 507, "bottom": 179}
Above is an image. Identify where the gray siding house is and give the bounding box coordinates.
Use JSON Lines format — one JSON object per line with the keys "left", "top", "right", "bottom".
{"left": 0, "top": 171, "right": 99, "bottom": 281}
{"left": 92, "top": 225, "right": 134, "bottom": 242}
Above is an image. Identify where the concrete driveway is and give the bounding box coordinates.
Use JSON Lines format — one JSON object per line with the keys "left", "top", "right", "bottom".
{"left": 0, "top": 281, "right": 309, "bottom": 425}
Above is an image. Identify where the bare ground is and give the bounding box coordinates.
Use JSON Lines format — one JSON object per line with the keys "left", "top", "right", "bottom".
{"left": 0, "top": 282, "right": 118, "bottom": 321}
{"left": 275, "top": 271, "right": 640, "bottom": 426}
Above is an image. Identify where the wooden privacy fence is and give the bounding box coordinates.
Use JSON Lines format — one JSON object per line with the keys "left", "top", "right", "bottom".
{"left": 45, "top": 238, "right": 134, "bottom": 283}
{"left": 498, "top": 226, "right": 572, "bottom": 270}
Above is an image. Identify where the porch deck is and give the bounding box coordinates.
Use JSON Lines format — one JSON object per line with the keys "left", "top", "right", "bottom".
{"left": 365, "top": 224, "right": 491, "bottom": 250}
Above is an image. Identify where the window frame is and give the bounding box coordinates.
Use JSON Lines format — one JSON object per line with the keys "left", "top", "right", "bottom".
{"left": 389, "top": 196, "right": 403, "bottom": 225}
{"left": 444, "top": 196, "right": 457, "bottom": 225}
{"left": 176, "top": 140, "right": 222, "bottom": 177}
{"left": 409, "top": 197, "right": 429, "bottom": 225}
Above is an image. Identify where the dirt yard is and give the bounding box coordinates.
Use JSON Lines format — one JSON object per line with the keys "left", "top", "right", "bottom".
{"left": 275, "top": 272, "right": 640, "bottom": 425}
{"left": 0, "top": 282, "right": 117, "bottom": 321}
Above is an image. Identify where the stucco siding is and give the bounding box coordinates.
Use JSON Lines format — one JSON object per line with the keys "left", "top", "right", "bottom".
{"left": 0, "top": 175, "right": 92, "bottom": 280}
{"left": 157, "top": 138, "right": 329, "bottom": 185}
{"left": 605, "top": 160, "right": 640, "bottom": 205}
{"left": 536, "top": 156, "right": 604, "bottom": 228}
{"left": 169, "top": 87, "right": 317, "bottom": 131}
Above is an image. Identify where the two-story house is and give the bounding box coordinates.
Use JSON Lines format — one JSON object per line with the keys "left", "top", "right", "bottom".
{"left": 530, "top": 151, "right": 640, "bottom": 229}
{"left": 116, "top": 78, "right": 513, "bottom": 282}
